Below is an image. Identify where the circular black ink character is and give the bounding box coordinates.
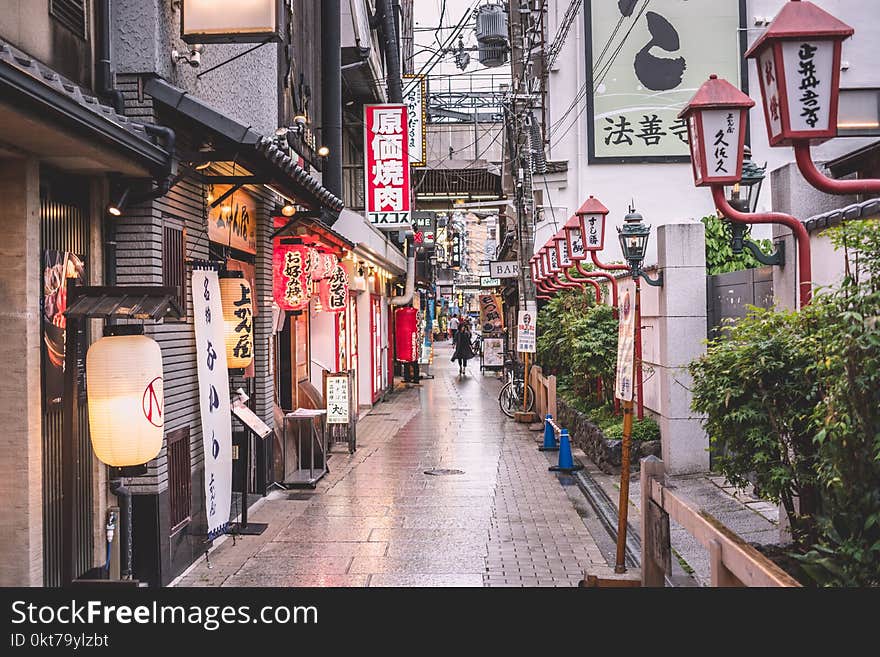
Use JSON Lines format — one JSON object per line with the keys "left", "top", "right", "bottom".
{"left": 634, "top": 12, "right": 687, "bottom": 92}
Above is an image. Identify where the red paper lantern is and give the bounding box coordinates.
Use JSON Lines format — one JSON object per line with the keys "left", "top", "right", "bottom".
{"left": 273, "top": 244, "right": 312, "bottom": 311}
{"left": 395, "top": 307, "right": 419, "bottom": 363}
{"left": 319, "top": 263, "right": 349, "bottom": 313}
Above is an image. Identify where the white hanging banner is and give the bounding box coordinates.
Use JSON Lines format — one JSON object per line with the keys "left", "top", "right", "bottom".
{"left": 192, "top": 268, "right": 233, "bottom": 539}
{"left": 615, "top": 287, "right": 636, "bottom": 402}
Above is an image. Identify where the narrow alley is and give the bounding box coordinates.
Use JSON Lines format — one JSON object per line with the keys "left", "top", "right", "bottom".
{"left": 175, "top": 341, "right": 609, "bottom": 587}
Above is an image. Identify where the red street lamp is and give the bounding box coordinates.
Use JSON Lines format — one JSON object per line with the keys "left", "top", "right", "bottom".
{"left": 745, "top": 0, "right": 880, "bottom": 195}
{"left": 679, "top": 74, "right": 813, "bottom": 307}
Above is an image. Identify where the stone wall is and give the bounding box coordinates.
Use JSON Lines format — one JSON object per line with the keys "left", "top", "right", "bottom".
{"left": 556, "top": 398, "right": 660, "bottom": 474}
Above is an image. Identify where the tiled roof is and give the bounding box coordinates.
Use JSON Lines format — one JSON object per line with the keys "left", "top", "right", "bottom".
{"left": 0, "top": 39, "right": 157, "bottom": 144}
{"left": 802, "top": 197, "right": 880, "bottom": 233}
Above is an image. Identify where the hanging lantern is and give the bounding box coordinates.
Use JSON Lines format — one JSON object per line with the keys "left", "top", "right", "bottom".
{"left": 219, "top": 274, "right": 254, "bottom": 369}
{"left": 320, "top": 263, "right": 349, "bottom": 313}
{"left": 678, "top": 75, "right": 754, "bottom": 187}
{"left": 573, "top": 196, "right": 609, "bottom": 253}
{"left": 86, "top": 334, "right": 164, "bottom": 467}
{"left": 553, "top": 229, "right": 572, "bottom": 268}
{"left": 322, "top": 253, "right": 338, "bottom": 279}
{"left": 744, "top": 0, "right": 853, "bottom": 147}
{"left": 307, "top": 247, "right": 323, "bottom": 281}
{"left": 273, "top": 243, "right": 312, "bottom": 311}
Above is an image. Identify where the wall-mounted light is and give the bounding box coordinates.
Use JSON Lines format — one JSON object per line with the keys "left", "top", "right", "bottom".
{"left": 281, "top": 203, "right": 296, "bottom": 217}
{"left": 107, "top": 188, "right": 130, "bottom": 217}
{"left": 317, "top": 145, "right": 330, "bottom": 158}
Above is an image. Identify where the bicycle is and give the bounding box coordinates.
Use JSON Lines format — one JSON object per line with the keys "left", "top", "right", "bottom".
{"left": 498, "top": 355, "right": 535, "bottom": 418}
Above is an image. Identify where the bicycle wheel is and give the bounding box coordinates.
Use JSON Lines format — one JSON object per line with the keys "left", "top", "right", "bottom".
{"left": 498, "top": 381, "right": 519, "bottom": 418}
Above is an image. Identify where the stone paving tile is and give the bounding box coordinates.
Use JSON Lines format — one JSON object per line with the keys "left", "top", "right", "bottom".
{"left": 348, "top": 555, "right": 485, "bottom": 575}
{"left": 222, "top": 573, "right": 370, "bottom": 587}
{"left": 237, "top": 555, "right": 353, "bottom": 575}
{"left": 173, "top": 343, "right": 608, "bottom": 588}
{"left": 368, "top": 574, "right": 483, "bottom": 587}
{"left": 256, "top": 541, "right": 388, "bottom": 558}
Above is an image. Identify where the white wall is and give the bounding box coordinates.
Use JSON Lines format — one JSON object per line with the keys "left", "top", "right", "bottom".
{"left": 541, "top": 0, "right": 879, "bottom": 265}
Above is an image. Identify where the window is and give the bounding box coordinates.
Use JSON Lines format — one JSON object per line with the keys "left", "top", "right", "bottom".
{"left": 50, "top": 0, "right": 88, "bottom": 39}
{"left": 838, "top": 88, "right": 880, "bottom": 137}
{"left": 167, "top": 426, "right": 192, "bottom": 533}
{"left": 163, "top": 224, "right": 187, "bottom": 316}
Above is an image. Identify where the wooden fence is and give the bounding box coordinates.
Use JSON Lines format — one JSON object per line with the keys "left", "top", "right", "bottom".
{"left": 640, "top": 457, "right": 801, "bottom": 587}
{"left": 529, "top": 365, "right": 556, "bottom": 420}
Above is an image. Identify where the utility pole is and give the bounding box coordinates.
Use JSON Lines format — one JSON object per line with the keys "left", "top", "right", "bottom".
{"left": 505, "top": 2, "right": 539, "bottom": 312}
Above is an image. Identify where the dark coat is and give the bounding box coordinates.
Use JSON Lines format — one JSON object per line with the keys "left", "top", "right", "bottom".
{"left": 452, "top": 329, "right": 475, "bottom": 361}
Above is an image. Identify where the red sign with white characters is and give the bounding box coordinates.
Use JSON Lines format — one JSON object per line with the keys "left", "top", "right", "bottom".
{"left": 364, "top": 104, "right": 411, "bottom": 229}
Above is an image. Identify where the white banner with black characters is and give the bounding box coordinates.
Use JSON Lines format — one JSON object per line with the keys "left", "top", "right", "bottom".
{"left": 192, "top": 267, "right": 233, "bottom": 539}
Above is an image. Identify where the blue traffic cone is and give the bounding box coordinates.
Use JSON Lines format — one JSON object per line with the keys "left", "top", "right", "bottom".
{"left": 550, "top": 429, "right": 583, "bottom": 473}
{"left": 538, "top": 414, "right": 559, "bottom": 451}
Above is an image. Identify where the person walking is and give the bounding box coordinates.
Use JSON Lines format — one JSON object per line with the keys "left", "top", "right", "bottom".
{"left": 451, "top": 321, "right": 475, "bottom": 376}
{"left": 448, "top": 314, "right": 459, "bottom": 341}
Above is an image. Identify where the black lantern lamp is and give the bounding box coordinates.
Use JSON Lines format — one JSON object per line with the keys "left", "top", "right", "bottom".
{"left": 724, "top": 147, "right": 767, "bottom": 215}
{"left": 617, "top": 204, "right": 663, "bottom": 287}
{"left": 722, "top": 149, "right": 785, "bottom": 266}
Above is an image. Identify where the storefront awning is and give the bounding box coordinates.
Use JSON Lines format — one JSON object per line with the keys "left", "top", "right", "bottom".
{"left": 143, "top": 77, "right": 344, "bottom": 214}
{"left": 0, "top": 40, "right": 169, "bottom": 176}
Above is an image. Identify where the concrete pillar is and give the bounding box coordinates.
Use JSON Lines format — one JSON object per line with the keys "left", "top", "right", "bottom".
{"left": 0, "top": 158, "right": 43, "bottom": 585}
{"left": 655, "top": 223, "right": 709, "bottom": 475}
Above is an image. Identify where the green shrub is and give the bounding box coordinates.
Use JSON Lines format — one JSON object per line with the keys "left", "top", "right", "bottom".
{"left": 690, "top": 218, "right": 880, "bottom": 585}
{"left": 602, "top": 416, "right": 660, "bottom": 442}
{"left": 701, "top": 213, "right": 775, "bottom": 275}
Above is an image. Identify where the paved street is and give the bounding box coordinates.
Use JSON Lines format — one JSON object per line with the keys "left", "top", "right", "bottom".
{"left": 175, "top": 341, "right": 609, "bottom": 587}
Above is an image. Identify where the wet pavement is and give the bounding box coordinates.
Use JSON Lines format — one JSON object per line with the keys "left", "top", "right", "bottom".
{"left": 174, "top": 341, "right": 609, "bottom": 587}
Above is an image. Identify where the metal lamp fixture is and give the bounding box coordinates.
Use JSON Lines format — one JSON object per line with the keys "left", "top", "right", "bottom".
{"left": 745, "top": 0, "right": 880, "bottom": 196}
{"left": 617, "top": 204, "right": 663, "bottom": 287}
{"left": 107, "top": 187, "right": 130, "bottom": 217}
{"left": 681, "top": 73, "right": 811, "bottom": 305}
{"left": 724, "top": 148, "right": 766, "bottom": 215}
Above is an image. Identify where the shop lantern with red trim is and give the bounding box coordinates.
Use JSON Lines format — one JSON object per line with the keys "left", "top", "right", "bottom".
{"left": 744, "top": 0, "right": 853, "bottom": 147}
{"left": 273, "top": 243, "right": 312, "bottom": 311}
{"left": 319, "top": 263, "right": 349, "bottom": 313}
{"left": 553, "top": 229, "right": 572, "bottom": 269}
{"left": 573, "top": 196, "right": 608, "bottom": 254}
{"left": 546, "top": 241, "right": 561, "bottom": 274}
{"left": 529, "top": 256, "right": 540, "bottom": 283}
{"left": 677, "top": 74, "right": 755, "bottom": 187}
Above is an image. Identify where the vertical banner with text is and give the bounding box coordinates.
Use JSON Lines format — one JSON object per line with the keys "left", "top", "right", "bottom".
{"left": 615, "top": 287, "right": 635, "bottom": 401}
{"left": 192, "top": 268, "right": 233, "bottom": 539}
{"left": 365, "top": 104, "right": 411, "bottom": 229}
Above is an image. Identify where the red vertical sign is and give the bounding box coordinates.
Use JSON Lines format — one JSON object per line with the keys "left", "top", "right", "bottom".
{"left": 364, "top": 104, "right": 411, "bottom": 229}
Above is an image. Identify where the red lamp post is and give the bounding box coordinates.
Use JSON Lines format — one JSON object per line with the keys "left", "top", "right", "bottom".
{"left": 575, "top": 196, "right": 645, "bottom": 419}
{"left": 744, "top": 0, "right": 880, "bottom": 196}
{"left": 531, "top": 255, "right": 553, "bottom": 299}
{"left": 679, "top": 74, "right": 813, "bottom": 307}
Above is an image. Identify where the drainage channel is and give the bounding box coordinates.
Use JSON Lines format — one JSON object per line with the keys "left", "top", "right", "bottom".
{"left": 571, "top": 469, "right": 641, "bottom": 570}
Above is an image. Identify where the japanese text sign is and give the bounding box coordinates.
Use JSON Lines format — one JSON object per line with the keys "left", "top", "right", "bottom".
{"left": 320, "top": 263, "right": 349, "bottom": 313}
{"left": 207, "top": 185, "right": 257, "bottom": 254}
{"left": 403, "top": 75, "right": 427, "bottom": 167}
{"left": 517, "top": 310, "right": 536, "bottom": 354}
{"left": 326, "top": 375, "right": 350, "bottom": 425}
{"left": 365, "top": 104, "right": 411, "bottom": 229}
{"left": 273, "top": 244, "right": 316, "bottom": 311}
{"left": 192, "top": 268, "right": 233, "bottom": 539}
{"left": 615, "top": 286, "right": 636, "bottom": 402}
{"left": 581, "top": 214, "right": 606, "bottom": 251}
{"left": 587, "top": 0, "right": 741, "bottom": 162}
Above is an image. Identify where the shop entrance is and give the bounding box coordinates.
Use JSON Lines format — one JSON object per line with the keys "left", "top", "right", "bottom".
{"left": 39, "top": 169, "right": 93, "bottom": 586}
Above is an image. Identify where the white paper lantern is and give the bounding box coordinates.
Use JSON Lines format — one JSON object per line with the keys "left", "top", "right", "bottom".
{"left": 220, "top": 276, "right": 254, "bottom": 369}
{"left": 87, "top": 335, "right": 164, "bottom": 467}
